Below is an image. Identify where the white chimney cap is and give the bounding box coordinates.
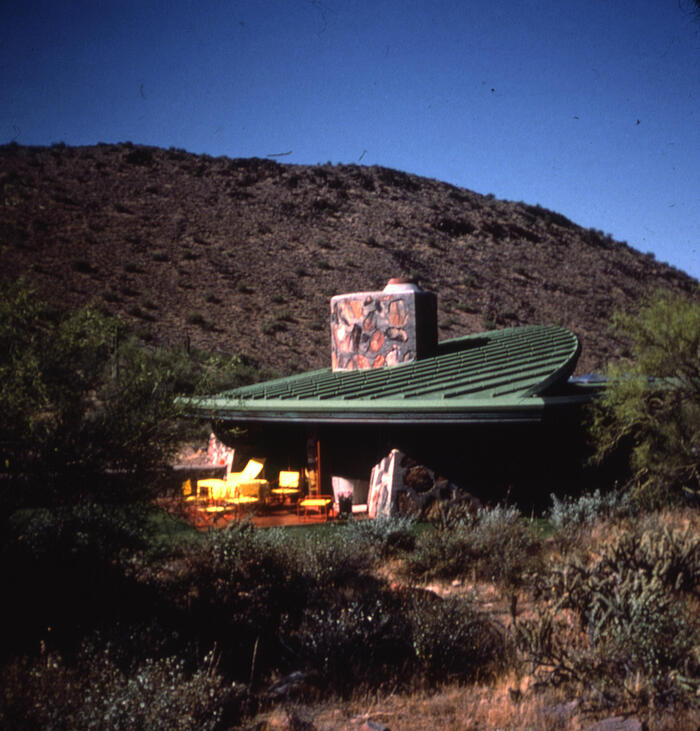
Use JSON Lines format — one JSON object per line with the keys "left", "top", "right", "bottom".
{"left": 382, "top": 277, "right": 423, "bottom": 294}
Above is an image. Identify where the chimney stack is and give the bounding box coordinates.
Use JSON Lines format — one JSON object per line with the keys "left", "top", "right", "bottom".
{"left": 330, "top": 278, "right": 438, "bottom": 371}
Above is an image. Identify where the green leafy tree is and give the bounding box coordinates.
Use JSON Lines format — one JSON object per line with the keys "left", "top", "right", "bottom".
{"left": 0, "top": 282, "right": 189, "bottom": 507}
{"left": 589, "top": 290, "right": 700, "bottom": 506}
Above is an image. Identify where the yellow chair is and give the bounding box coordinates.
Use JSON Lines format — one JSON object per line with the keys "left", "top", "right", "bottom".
{"left": 271, "top": 470, "right": 301, "bottom": 503}
{"left": 181, "top": 478, "right": 196, "bottom": 502}
{"left": 197, "top": 458, "right": 266, "bottom": 502}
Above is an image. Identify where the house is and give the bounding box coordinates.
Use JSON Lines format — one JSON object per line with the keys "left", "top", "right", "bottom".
{"left": 188, "top": 279, "right": 603, "bottom": 511}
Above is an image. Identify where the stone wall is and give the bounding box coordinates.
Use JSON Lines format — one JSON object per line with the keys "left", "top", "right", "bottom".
{"left": 368, "top": 448, "right": 481, "bottom": 519}
{"left": 330, "top": 282, "right": 437, "bottom": 371}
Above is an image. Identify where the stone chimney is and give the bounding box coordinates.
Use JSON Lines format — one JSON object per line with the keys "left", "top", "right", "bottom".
{"left": 330, "top": 278, "right": 438, "bottom": 371}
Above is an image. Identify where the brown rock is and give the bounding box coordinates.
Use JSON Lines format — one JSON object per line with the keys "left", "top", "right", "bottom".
{"left": 388, "top": 299, "right": 407, "bottom": 327}
{"left": 338, "top": 298, "right": 363, "bottom": 325}
{"left": 360, "top": 721, "right": 390, "bottom": 731}
{"left": 369, "top": 330, "right": 385, "bottom": 352}
{"left": 385, "top": 327, "right": 407, "bottom": 342}
{"left": 583, "top": 717, "right": 644, "bottom": 731}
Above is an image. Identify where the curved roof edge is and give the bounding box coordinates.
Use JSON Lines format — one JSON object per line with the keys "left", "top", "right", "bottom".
{"left": 183, "top": 324, "right": 584, "bottom": 426}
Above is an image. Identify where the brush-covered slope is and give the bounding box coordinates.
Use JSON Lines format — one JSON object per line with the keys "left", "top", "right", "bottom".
{"left": 1, "top": 142, "right": 696, "bottom": 375}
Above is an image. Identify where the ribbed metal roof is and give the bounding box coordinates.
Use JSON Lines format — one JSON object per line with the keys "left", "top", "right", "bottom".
{"left": 188, "top": 325, "right": 585, "bottom": 425}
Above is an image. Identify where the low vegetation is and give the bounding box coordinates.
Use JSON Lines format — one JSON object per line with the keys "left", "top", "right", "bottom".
{"left": 1, "top": 503, "right": 698, "bottom": 729}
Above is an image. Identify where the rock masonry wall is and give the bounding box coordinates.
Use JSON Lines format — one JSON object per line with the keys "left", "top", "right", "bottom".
{"left": 330, "top": 287, "right": 437, "bottom": 371}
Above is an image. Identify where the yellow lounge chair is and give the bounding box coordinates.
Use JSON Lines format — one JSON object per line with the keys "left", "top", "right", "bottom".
{"left": 197, "top": 458, "right": 266, "bottom": 501}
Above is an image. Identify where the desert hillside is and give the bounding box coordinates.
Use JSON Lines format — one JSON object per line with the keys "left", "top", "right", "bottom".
{"left": 1, "top": 142, "right": 696, "bottom": 375}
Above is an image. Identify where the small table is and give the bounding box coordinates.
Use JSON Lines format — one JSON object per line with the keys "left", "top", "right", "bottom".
{"left": 298, "top": 496, "right": 333, "bottom": 521}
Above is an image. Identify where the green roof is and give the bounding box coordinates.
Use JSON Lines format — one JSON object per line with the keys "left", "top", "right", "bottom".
{"left": 188, "top": 324, "right": 587, "bottom": 425}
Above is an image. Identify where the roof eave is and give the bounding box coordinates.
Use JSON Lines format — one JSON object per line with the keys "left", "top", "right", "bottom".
{"left": 185, "top": 395, "right": 550, "bottom": 425}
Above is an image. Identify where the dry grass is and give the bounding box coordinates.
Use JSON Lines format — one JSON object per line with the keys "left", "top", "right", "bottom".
{"left": 244, "top": 506, "right": 700, "bottom": 730}
{"left": 250, "top": 677, "right": 700, "bottom": 730}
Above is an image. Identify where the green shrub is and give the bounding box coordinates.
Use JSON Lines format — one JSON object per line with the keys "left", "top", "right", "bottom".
{"left": 186, "top": 312, "right": 210, "bottom": 328}
{"left": 342, "top": 515, "right": 417, "bottom": 557}
{"left": 0, "top": 502, "right": 158, "bottom": 657}
{"left": 404, "top": 505, "right": 542, "bottom": 587}
{"left": 171, "top": 521, "right": 510, "bottom": 694}
{"left": 589, "top": 292, "right": 700, "bottom": 506}
{"left": 0, "top": 284, "right": 188, "bottom": 507}
{"left": 516, "top": 525, "right": 700, "bottom": 707}
{"left": 261, "top": 320, "right": 287, "bottom": 335}
{"left": 409, "top": 595, "right": 508, "bottom": 683}
{"left": 283, "top": 593, "right": 413, "bottom": 693}
{"left": 547, "top": 488, "right": 634, "bottom": 531}
{"left": 0, "top": 648, "right": 235, "bottom": 731}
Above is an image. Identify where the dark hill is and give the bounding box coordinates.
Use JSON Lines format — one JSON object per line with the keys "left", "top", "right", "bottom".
{"left": 1, "top": 142, "right": 696, "bottom": 375}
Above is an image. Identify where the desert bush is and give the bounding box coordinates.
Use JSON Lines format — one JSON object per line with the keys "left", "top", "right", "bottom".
{"left": 280, "top": 576, "right": 506, "bottom": 693}
{"left": 409, "top": 594, "right": 509, "bottom": 683}
{"left": 282, "top": 592, "right": 413, "bottom": 693}
{"left": 0, "top": 647, "right": 236, "bottom": 731}
{"left": 547, "top": 488, "right": 634, "bottom": 531}
{"left": 516, "top": 524, "right": 700, "bottom": 707}
{"left": 404, "top": 505, "right": 541, "bottom": 587}
{"left": 164, "top": 520, "right": 511, "bottom": 695}
{"left": 0, "top": 283, "right": 190, "bottom": 507}
{"left": 177, "top": 523, "right": 366, "bottom": 681}
{"left": 302, "top": 528, "right": 378, "bottom": 585}
{"left": 262, "top": 319, "right": 287, "bottom": 334}
{"left": 0, "top": 502, "right": 162, "bottom": 658}
{"left": 342, "top": 515, "right": 417, "bottom": 557}
{"left": 169, "top": 347, "right": 263, "bottom": 396}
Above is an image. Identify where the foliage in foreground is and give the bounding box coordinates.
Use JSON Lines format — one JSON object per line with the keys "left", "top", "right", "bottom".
{"left": 178, "top": 521, "right": 509, "bottom": 692}
{"left": 0, "top": 517, "right": 509, "bottom": 728}
{"left": 589, "top": 290, "right": 700, "bottom": 507}
{"left": 0, "top": 282, "right": 179, "bottom": 501}
{"left": 0, "top": 280, "right": 260, "bottom": 510}
{"left": 403, "top": 504, "right": 544, "bottom": 587}
{"left": 516, "top": 521, "right": 700, "bottom": 708}
{"left": 547, "top": 488, "right": 634, "bottom": 531}
{"left": 2, "top": 496, "right": 698, "bottom": 727}
{"left": 0, "top": 648, "right": 236, "bottom": 731}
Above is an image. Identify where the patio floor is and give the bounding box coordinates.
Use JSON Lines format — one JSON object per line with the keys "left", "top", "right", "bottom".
{"left": 169, "top": 499, "right": 367, "bottom": 530}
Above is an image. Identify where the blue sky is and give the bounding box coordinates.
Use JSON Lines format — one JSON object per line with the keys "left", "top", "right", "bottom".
{"left": 2, "top": 0, "right": 699, "bottom": 278}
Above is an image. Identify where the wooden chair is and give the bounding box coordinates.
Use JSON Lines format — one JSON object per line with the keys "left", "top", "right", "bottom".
{"left": 304, "top": 467, "right": 319, "bottom": 496}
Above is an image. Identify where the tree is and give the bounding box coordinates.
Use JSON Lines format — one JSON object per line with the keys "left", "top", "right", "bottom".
{"left": 0, "top": 281, "right": 187, "bottom": 507}
{"left": 589, "top": 290, "right": 700, "bottom": 506}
